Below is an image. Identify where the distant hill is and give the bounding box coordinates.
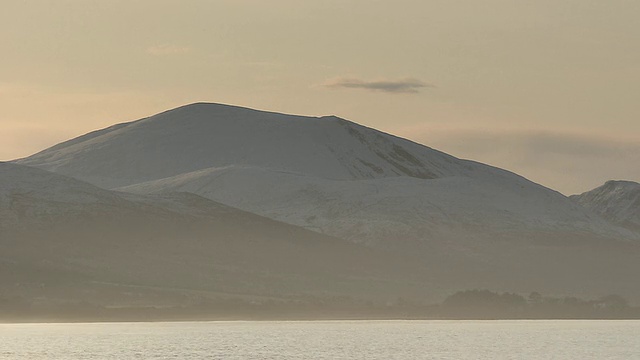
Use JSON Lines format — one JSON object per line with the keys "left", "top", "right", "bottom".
{"left": 571, "top": 180, "right": 640, "bottom": 232}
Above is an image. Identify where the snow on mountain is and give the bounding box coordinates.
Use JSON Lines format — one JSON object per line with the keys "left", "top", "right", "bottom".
{"left": 16, "top": 102, "right": 634, "bottom": 245}
{"left": 18, "top": 102, "right": 477, "bottom": 188}
{"left": 118, "top": 165, "right": 628, "bottom": 246}
{"left": 571, "top": 180, "right": 640, "bottom": 232}
{"left": 16, "top": 103, "right": 635, "bottom": 243}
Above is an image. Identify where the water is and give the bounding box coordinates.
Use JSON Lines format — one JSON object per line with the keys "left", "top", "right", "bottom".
{"left": 1, "top": 320, "right": 639, "bottom": 359}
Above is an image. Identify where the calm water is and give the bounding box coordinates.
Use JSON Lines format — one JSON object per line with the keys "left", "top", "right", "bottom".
{"left": 1, "top": 320, "right": 639, "bottom": 359}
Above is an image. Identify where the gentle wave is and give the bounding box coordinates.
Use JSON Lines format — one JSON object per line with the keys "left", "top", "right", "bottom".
{"left": 1, "top": 320, "right": 639, "bottom": 359}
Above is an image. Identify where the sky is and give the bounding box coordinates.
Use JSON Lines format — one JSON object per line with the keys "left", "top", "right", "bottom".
{"left": 1, "top": 0, "right": 638, "bottom": 194}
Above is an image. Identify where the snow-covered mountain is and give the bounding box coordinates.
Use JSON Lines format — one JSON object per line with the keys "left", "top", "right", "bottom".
{"left": 16, "top": 103, "right": 636, "bottom": 246}
{"left": 10, "top": 103, "right": 640, "bottom": 302}
{"left": 571, "top": 181, "right": 640, "bottom": 232}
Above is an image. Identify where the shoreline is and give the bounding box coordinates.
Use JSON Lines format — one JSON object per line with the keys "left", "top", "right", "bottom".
{"left": 4, "top": 314, "right": 640, "bottom": 324}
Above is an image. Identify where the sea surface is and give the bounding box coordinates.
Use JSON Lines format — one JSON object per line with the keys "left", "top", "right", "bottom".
{"left": 1, "top": 320, "right": 639, "bottom": 359}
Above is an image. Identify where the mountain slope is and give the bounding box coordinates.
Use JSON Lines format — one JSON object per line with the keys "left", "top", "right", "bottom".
{"left": 118, "top": 165, "right": 626, "bottom": 246}
{"left": 571, "top": 181, "right": 640, "bottom": 232}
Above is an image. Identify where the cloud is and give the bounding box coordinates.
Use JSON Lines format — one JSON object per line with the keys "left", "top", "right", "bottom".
{"left": 399, "top": 127, "right": 640, "bottom": 195}
{"left": 322, "top": 77, "right": 433, "bottom": 94}
{"left": 146, "top": 44, "right": 191, "bottom": 56}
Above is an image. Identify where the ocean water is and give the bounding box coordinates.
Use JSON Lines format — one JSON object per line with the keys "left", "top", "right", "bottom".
{"left": 1, "top": 320, "right": 639, "bottom": 359}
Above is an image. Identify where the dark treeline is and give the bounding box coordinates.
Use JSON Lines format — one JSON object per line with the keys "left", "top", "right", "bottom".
{"left": 2, "top": 290, "right": 639, "bottom": 322}
{"left": 437, "top": 290, "right": 637, "bottom": 319}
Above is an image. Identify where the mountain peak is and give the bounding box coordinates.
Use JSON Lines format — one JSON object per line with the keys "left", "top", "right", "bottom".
{"left": 147, "top": 102, "right": 322, "bottom": 124}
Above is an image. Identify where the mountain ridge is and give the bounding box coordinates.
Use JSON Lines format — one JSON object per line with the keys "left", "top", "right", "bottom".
{"left": 16, "top": 102, "right": 527, "bottom": 188}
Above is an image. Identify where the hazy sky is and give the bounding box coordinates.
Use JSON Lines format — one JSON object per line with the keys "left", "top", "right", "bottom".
{"left": 1, "top": 0, "right": 638, "bottom": 194}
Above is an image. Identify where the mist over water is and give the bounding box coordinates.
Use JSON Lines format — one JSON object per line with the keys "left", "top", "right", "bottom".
{"left": 2, "top": 320, "right": 639, "bottom": 359}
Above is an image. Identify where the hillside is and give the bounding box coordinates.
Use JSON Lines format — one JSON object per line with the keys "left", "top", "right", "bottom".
{"left": 571, "top": 181, "right": 640, "bottom": 232}
{"left": 1, "top": 163, "right": 421, "bottom": 306}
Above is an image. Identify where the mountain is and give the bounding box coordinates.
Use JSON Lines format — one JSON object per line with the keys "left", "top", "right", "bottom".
{"left": 11, "top": 103, "right": 640, "bottom": 302}
{"left": 1, "top": 162, "right": 423, "bottom": 306}
{"left": 571, "top": 181, "right": 640, "bottom": 232}
{"left": 16, "top": 103, "right": 634, "bottom": 246}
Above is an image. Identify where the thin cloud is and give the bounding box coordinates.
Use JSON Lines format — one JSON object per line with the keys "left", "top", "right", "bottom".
{"left": 146, "top": 44, "right": 191, "bottom": 56}
{"left": 322, "top": 77, "right": 434, "bottom": 94}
